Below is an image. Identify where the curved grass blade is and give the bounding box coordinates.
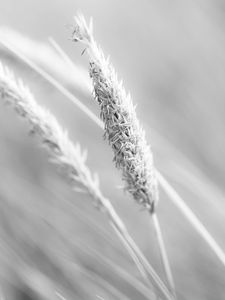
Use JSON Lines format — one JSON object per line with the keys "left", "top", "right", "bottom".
{"left": 156, "top": 171, "right": 225, "bottom": 267}
{"left": 0, "top": 38, "right": 103, "bottom": 129}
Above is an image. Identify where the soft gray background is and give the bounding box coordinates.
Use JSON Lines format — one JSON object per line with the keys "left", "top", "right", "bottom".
{"left": 0, "top": 1, "right": 225, "bottom": 299}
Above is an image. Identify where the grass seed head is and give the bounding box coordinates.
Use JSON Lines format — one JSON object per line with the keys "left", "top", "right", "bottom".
{"left": 72, "top": 14, "right": 159, "bottom": 212}
{"left": 0, "top": 61, "right": 105, "bottom": 210}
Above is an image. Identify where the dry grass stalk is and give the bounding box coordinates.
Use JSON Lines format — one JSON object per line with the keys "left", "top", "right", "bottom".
{"left": 71, "top": 14, "right": 176, "bottom": 297}
{"left": 72, "top": 14, "right": 158, "bottom": 213}
{"left": 0, "top": 62, "right": 173, "bottom": 300}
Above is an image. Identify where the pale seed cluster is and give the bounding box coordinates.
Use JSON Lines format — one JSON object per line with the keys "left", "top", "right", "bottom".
{"left": 72, "top": 15, "right": 158, "bottom": 212}
{"left": 0, "top": 62, "right": 104, "bottom": 209}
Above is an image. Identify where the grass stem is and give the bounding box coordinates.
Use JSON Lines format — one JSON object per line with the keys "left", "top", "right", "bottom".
{"left": 157, "top": 171, "right": 225, "bottom": 268}
{"left": 151, "top": 213, "right": 176, "bottom": 299}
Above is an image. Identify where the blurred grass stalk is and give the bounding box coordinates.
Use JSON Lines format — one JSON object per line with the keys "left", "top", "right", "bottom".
{"left": 0, "top": 62, "right": 172, "bottom": 300}
{"left": 0, "top": 27, "right": 91, "bottom": 96}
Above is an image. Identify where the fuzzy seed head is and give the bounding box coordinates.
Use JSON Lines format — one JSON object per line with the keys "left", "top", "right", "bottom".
{"left": 0, "top": 62, "right": 105, "bottom": 209}
{"left": 72, "top": 15, "right": 159, "bottom": 212}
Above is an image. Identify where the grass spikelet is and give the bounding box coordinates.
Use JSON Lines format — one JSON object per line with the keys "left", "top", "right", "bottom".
{"left": 0, "top": 62, "right": 102, "bottom": 206}
{"left": 72, "top": 14, "right": 158, "bottom": 213}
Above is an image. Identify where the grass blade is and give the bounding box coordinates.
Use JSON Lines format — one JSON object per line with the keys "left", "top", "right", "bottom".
{"left": 157, "top": 171, "right": 225, "bottom": 267}
{"left": 0, "top": 38, "right": 103, "bottom": 129}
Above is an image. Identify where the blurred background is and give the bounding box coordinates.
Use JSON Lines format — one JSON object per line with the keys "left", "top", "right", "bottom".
{"left": 0, "top": 0, "right": 225, "bottom": 299}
